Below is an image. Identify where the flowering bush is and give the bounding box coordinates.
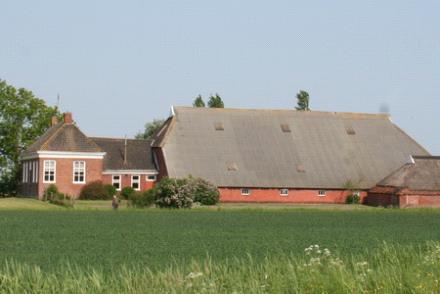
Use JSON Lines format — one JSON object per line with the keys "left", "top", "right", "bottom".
{"left": 188, "top": 177, "right": 219, "bottom": 206}
{"left": 154, "top": 178, "right": 194, "bottom": 208}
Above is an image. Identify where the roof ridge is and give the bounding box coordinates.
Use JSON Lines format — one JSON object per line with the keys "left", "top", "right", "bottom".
{"left": 172, "top": 106, "right": 390, "bottom": 119}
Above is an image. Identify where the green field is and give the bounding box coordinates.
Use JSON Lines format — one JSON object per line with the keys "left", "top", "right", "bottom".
{"left": 1, "top": 199, "right": 440, "bottom": 292}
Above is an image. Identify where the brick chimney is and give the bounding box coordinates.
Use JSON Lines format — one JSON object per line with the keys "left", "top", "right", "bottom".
{"left": 51, "top": 116, "right": 58, "bottom": 126}
{"left": 63, "top": 112, "right": 73, "bottom": 124}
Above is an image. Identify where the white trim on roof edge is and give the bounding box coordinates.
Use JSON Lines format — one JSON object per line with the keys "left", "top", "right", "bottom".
{"left": 21, "top": 151, "right": 106, "bottom": 160}
{"left": 170, "top": 105, "right": 175, "bottom": 116}
{"left": 102, "top": 170, "right": 158, "bottom": 175}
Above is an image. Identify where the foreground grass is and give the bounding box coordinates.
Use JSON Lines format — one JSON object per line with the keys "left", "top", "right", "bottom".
{"left": 1, "top": 243, "right": 439, "bottom": 293}
{"left": 0, "top": 198, "right": 62, "bottom": 210}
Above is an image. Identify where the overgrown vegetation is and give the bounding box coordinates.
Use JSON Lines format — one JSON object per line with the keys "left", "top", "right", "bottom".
{"left": 343, "top": 179, "right": 361, "bottom": 204}
{"left": 1, "top": 242, "right": 440, "bottom": 293}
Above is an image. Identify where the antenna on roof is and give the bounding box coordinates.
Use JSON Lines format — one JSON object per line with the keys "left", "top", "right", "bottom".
{"left": 124, "top": 135, "right": 127, "bottom": 165}
{"left": 56, "top": 93, "right": 60, "bottom": 110}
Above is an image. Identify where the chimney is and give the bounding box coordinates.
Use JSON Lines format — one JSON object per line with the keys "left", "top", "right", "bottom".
{"left": 63, "top": 112, "right": 73, "bottom": 124}
{"left": 51, "top": 116, "right": 58, "bottom": 126}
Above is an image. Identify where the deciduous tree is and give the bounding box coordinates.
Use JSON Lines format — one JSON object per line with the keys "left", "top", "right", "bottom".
{"left": 295, "top": 90, "right": 310, "bottom": 111}
{"left": 193, "top": 95, "right": 205, "bottom": 107}
{"left": 207, "top": 94, "right": 224, "bottom": 108}
{"left": 0, "top": 79, "right": 60, "bottom": 196}
{"left": 135, "top": 119, "right": 165, "bottom": 140}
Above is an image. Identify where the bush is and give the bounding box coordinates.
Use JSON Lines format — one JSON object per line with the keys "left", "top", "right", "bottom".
{"left": 43, "top": 184, "right": 73, "bottom": 207}
{"left": 79, "top": 181, "right": 112, "bottom": 200}
{"left": 104, "top": 184, "right": 117, "bottom": 198}
{"left": 346, "top": 193, "right": 360, "bottom": 204}
{"left": 131, "top": 189, "right": 156, "bottom": 208}
{"left": 188, "top": 177, "right": 219, "bottom": 205}
{"left": 120, "top": 187, "right": 135, "bottom": 200}
{"left": 154, "top": 178, "right": 193, "bottom": 208}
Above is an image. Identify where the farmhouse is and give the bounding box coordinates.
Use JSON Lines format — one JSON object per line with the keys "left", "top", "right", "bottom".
{"left": 20, "top": 107, "right": 434, "bottom": 205}
{"left": 368, "top": 156, "right": 440, "bottom": 207}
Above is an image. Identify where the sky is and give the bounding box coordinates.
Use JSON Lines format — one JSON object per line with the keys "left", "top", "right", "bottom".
{"left": 1, "top": 0, "right": 439, "bottom": 154}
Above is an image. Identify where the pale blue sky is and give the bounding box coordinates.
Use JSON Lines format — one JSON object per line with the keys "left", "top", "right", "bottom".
{"left": 1, "top": 1, "right": 439, "bottom": 154}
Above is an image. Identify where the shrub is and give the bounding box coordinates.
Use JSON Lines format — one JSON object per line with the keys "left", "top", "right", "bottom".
{"left": 120, "top": 187, "right": 135, "bottom": 200}
{"left": 154, "top": 178, "right": 193, "bottom": 208}
{"left": 188, "top": 177, "right": 219, "bottom": 205}
{"left": 346, "top": 193, "right": 360, "bottom": 204}
{"left": 79, "top": 181, "right": 112, "bottom": 200}
{"left": 43, "top": 184, "right": 73, "bottom": 207}
{"left": 104, "top": 184, "right": 117, "bottom": 198}
{"left": 131, "top": 189, "right": 156, "bottom": 208}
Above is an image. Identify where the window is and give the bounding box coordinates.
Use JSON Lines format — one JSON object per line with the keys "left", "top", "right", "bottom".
{"left": 241, "top": 188, "right": 251, "bottom": 196}
{"left": 33, "top": 161, "right": 39, "bottom": 183}
{"left": 146, "top": 175, "right": 157, "bottom": 182}
{"left": 22, "top": 162, "right": 28, "bottom": 183}
{"left": 112, "top": 175, "right": 121, "bottom": 191}
{"left": 43, "top": 160, "right": 56, "bottom": 183}
{"left": 73, "top": 161, "right": 86, "bottom": 183}
{"left": 280, "top": 189, "right": 289, "bottom": 196}
{"left": 318, "top": 190, "right": 326, "bottom": 197}
{"left": 131, "top": 175, "right": 140, "bottom": 190}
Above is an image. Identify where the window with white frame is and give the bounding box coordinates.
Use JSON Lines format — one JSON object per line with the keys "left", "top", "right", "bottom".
{"left": 318, "top": 190, "right": 326, "bottom": 197}
{"left": 146, "top": 175, "right": 157, "bottom": 182}
{"left": 43, "top": 160, "right": 56, "bottom": 183}
{"left": 112, "top": 175, "right": 121, "bottom": 191}
{"left": 33, "top": 161, "right": 39, "bottom": 183}
{"left": 73, "top": 161, "right": 86, "bottom": 183}
{"left": 280, "top": 188, "right": 289, "bottom": 196}
{"left": 22, "top": 162, "right": 28, "bottom": 183}
{"left": 241, "top": 188, "right": 251, "bottom": 196}
{"left": 131, "top": 175, "right": 140, "bottom": 190}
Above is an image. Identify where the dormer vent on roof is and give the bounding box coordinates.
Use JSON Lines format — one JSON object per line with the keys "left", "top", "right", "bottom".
{"left": 345, "top": 126, "right": 356, "bottom": 135}
{"left": 280, "top": 124, "right": 291, "bottom": 133}
{"left": 227, "top": 162, "right": 238, "bottom": 171}
{"left": 214, "top": 122, "right": 224, "bottom": 131}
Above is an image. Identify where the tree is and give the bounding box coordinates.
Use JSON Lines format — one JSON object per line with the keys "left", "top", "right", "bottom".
{"left": 0, "top": 79, "right": 60, "bottom": 196}
{"left": 135, "top": 119, "right": 165, "bottom": 140}
{"left": 207, "top": 93, "right": 224, "bottom": 108}
{"left": 193, "top": 95, "right": 205, "bottom": 107}
{"left": 295, "top": 90, "right": 310, "bottom": 111}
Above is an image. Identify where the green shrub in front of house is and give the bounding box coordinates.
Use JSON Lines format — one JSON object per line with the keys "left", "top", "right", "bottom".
{"left": 120, "top": 187, "right": 135, "bottom": 200}
{"left": 43, "top": 184, "right": 73, "bottom": 207}
{"left": 345, "top": 193, "right": 360, "bottom": 204}
{"left": 130, "top": 189, "right": 156, "bottom": 208}
{"left": 79, "top": 181, "right": 113, "bottom": 200}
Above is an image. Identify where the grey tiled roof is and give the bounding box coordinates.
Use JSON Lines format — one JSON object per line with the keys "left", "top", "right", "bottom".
{"left": 377, "top": 156, "right": 440, "bottom": 191}
{"left": 160, "top": 107, "right": 430, "bottom": 189}
{"left": 22, "top": 122, "right": 102, "bottom": 155}
{"left": 91, "top": 137, "right": 156, "bottom": 171}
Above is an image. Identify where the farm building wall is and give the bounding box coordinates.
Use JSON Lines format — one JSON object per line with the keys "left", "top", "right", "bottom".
{"left": 399, "top": 193, "right": 440, "bottom": 208}
{"left": 366, "top": 189, "right": 440, "bottom": 208}
{"left": 37, "top": 158, "right": 103, "bottom": 199}
{"left": 219, "top": 188, "right": 367, "bottom": 203}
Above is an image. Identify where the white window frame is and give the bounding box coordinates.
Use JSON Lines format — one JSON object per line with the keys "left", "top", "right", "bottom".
{"left": 241, "top": 188, "right": 251, "bottom": 196}
{"left": 34, "top": 161, "right": 39, "bottom": 183}
{"left": 318, "top": 190, "right": 326, "bottom": 197}
{"left": 280, "top": 188, "right": 289, "bottom": 196}
{"left": 131, "top": 175, "right": 141, "bottom": 191}
{"left": 23, "top": 162, "right": 28, "bottom": 183}
{"left": 73, "top": 161, "right": 86, "bottom": 184}
{"left": 43, "top": 160, "right": 56, "bottom": 183}
{"left": 112, "top": 175, "right": 122, "bottom": 191}
{"left": 146, "top": 174, "right": 157, "bottom": 182}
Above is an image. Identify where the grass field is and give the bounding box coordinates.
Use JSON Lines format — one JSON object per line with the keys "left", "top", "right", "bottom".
{"left": 1, "top": 198, "right": 440, "bottom": 292}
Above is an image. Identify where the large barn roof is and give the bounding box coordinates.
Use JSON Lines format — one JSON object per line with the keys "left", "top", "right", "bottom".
{"left": 157, "top": 106, "right": 429, "bottom": 189}
{"left": 377, "top": 156, "right": 440, "bottom": 191}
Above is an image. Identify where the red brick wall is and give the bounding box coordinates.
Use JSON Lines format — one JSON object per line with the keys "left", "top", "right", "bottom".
{"left": 219, "top": 188, "right": 367, "bottom": 203}
{"left": 102, "top": 174, "right": 156, "bottom": 192}
{"left": 399, "top": 194, "right": 440, "bottom": 208}
{"left": 38, "top": 158, "right": 103, "bottom": 199}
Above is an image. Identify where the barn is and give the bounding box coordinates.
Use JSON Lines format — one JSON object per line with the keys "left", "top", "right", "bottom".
{"left": 150, "top": 106, "right": 429, "bottom": 204}
{"left": 368, "top": 156, "right": 440, "bottom": 207}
